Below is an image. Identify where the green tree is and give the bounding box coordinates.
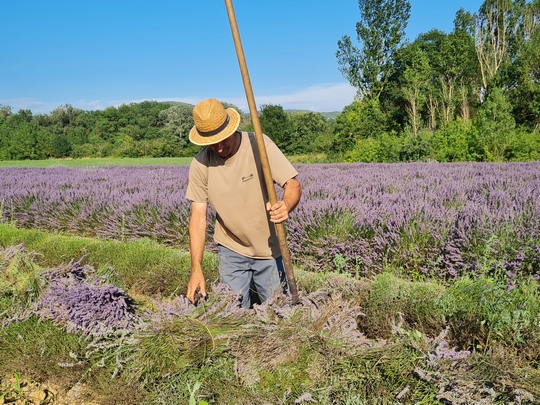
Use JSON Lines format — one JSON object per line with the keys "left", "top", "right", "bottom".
{"left": 505, "top": 127, "right": 540, "bottom": 160}
{"left": 473, "top": 87, "right": 516, "bottom": 160}
{"left": 5, "top": 113, "right": 51, "bottom": 160}
{"left": 344, "top": 137, "right": 380, "bottom": 162}
{"left": 159, "top": 103, "right": 194, "bottom": 144}
{"left": 377, "top": 131, "right": 402, "bottom": 162}
{"left": 115, "top": 134, "right": 141, "bottom": 158}
{"left": 94, "top": 106, "right": 121, "bottom": 142}
{"left": 0, "top": 105, "right": 12, "bottom": 119}
{"left": 454, "top": 7, "right": 476, "bottom": 35}
{"left": 504, "top": 1, "right": 540, "bottom": 129}
{"left": 399, "top": 130, "right": 433, "bottom": 161}
{"left": 49, "top": 104, "right": 82, "bottom": 129}
{"left": 336, "top": 0, "right": 411, "bottom": 101}
{"left": 401, "top": 44, "right": 431, "bottom": 134}
{"left": 0, "top": 108, "right": 15, "bottom": 159}
{"left": 158, "top": 103, "right": 200, "bottom": 156}
{"left": 8, "top": 124, "right": 36, "bottom": 160}
{"left": 0, "top": 107, "right": 53, "bottom": 160}
{"left": 12, "top": 109, "right": 33, "bottom": 124}
{"left": 431, "top": 119, "right": 472, "bottom": 161}
{"left": 399, "top": 27, "right": 478, "bottom": 130}
{"left": 332, "top": 99, "right": 388, "bottom": 154}
{"left": 288, "top": 111, "right": 331, "bottom": 155}
{"left": 439, "top": 31, "right": 479, "bottom": 123}
{"left": 474, "top": 0, "right": 518, "bottom": 96}
{"left": 257, "top": 104, "right": 293, "bottom": 152}
{"left": 50, "top": 134, "right": 71, "bottom": 158}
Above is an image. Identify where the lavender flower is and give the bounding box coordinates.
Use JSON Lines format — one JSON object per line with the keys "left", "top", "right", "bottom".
{"left": 145, "top": 283, "right": 248, "bottom": 327}
{"left": 426, "top": 339, "right": 471, "bottom": 368}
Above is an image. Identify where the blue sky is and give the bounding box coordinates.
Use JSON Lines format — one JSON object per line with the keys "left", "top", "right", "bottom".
{"left": 1, "top": 0, "right": 483, "bottom": 115}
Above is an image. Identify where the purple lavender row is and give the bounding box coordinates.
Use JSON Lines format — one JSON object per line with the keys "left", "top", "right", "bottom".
{"left": 0, "top": 166, "right": 197, "bottom": 245}
{"left": 290, "top": 162, "right": 540, "bottom": 280}
{"left": 1, "top": 162, "right": 539, "bottom": 280}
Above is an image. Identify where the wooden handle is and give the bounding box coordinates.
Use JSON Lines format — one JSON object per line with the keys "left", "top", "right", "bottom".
{"left": 224, "top": 0, "right": 300, "bottom": 304}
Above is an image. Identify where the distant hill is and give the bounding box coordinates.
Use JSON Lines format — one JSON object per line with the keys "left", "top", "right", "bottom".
{"left": 161, "top": 102, "right": 340, "bottom": 120}
{"left": 284, "top": 109, "right": 340, "bottom": 120}
{"left": 166, "top": 101, "right": 195, "bottom": 107}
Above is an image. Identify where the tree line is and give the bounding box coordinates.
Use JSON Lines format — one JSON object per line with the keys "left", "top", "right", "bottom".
{"left": 0, "top": 101, "right": 335, "bottom": 161}
{"left": 0, "top": 101, "right": 199, "bottom": 160}
{"left": 333, "top": 0, "right": 540, "bottom": 162}
{"left": 1, "top": 0, "right": 539, "bottom": 163}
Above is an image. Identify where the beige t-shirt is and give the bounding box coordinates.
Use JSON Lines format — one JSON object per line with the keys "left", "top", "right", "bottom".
{"left": 186, "top": 132, "right": 298, "bottom": 259}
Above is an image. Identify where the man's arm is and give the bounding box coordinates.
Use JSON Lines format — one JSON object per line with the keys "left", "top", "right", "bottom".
{"left": 267, "top": 177, "right": 302, "bottom": 223}
{"left": 186, "top": 201, "right": 208, "bottom": 303}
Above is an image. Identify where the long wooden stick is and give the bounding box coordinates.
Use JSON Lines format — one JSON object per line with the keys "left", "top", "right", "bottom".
{"left": 224, "top": 0, "right": 300, "bottom": 304}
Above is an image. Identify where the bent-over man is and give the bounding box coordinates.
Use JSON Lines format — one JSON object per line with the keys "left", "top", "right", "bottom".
{"left": 185, "top": 98, "right": 301, "bottom": 308}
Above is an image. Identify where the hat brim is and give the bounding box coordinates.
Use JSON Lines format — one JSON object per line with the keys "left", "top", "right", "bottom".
{"left": 189, "top": 108, "right": 241, "bottom": 146}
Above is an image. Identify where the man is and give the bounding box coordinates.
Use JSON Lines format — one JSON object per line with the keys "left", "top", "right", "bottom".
{"left": 185, "top": 98, "right": 301, "bottom": 308}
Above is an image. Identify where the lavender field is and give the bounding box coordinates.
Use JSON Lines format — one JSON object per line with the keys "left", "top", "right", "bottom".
{"left": 2, "top": 161, "right": 540, "bottom": 404}
{"left": 1, "top": 162, "right": 540, "bottom": 281}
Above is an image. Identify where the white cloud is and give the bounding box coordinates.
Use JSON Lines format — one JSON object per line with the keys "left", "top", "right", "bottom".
{"left": 226, "top": 82, "right": 357, "bottom": 113}
{"left": 0, "top": 98, "right": 119, "bottom": 115}
{"left": 0, "top": 82, "right": 357, "bottom": 115}
{"left": 0, "top": 98, "right": 52, "bottom": 114}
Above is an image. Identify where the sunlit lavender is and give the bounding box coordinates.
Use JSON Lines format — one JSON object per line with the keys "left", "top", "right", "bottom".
{"left": 0, "top": 165, "right": 193, "bottom": 245}
{"left": 1, "top": 162, "right": 540, "bottom": 280}
{"left": 37, "top": 260, "right": 137, "bottom": 337}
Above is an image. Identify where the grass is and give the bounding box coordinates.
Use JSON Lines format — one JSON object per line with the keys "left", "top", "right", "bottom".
{"left": 0, "top": 224, "right": 219, "bottom": 297}
{"left": 0, "top": 156, "right": 192, "bottom": 168}
{"left": 0, "top": 155, "right": 333, "bottom": 168}
{"left": 0, "top": 317, "right": 86, "bottom": 386}
{"left": 1, "top": 226, "right": 540, "bottom": 404}
{"left": 287, "top": 153, "right": 331, "bottom": 164}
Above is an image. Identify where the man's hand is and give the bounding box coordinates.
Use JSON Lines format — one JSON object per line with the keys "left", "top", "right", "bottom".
{"left": 266, "top": 178, "right": 302, "bottom": 223}
{"left": 186, "top": 269, "right": 206, "bottom": 304}
{"left": 266, "top": 200, "right": 290, "bottom": 223}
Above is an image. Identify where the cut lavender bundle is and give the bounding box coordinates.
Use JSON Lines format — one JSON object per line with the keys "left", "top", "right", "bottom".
{"left": 37, "top": 260, "right": 137, "bottom": 338}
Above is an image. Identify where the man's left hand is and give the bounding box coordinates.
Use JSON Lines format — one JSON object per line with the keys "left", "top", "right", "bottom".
{"left": 266, "top": 200, "right": 290, "bottom": 223}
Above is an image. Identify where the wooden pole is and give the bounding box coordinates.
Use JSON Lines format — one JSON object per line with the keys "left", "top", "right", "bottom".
{"left": 224, "top": 0, "right": 300, "bottom": 304}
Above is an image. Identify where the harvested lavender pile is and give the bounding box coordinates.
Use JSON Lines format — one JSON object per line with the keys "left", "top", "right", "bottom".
{"left": 36, "top": 260, "right": 137, "bottom": 337}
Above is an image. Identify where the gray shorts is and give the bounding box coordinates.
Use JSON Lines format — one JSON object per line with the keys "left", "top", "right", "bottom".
{"left": 218, "top": 245, "right": 287, "bottom": 308}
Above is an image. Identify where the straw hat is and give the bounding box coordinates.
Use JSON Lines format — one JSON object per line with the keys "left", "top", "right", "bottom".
{"left": 189, "top": 98, "right": 241, "bottom": 145}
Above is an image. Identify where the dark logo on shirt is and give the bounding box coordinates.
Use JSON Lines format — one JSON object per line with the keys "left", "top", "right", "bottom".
{"left": 242, "top": 173, "right": 254, "bottom": 182}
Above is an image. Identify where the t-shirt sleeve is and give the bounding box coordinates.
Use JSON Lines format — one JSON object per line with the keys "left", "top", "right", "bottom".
{"left": 264, "top": 135, "right": 299, "bottom": 187}
{"left": 185, "top": 157, "right": 209, "bottom": 203}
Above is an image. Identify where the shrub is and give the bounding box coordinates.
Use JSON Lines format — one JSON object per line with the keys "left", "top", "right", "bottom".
{"left": 332, "top": 99, "right": 389, "bottom": 154}
{"left": 345, "top": 137, "right": 380, "bottom": 162}
{"left": 399, "top": 129, "right": 433, "bottom": 162}
{"left": 376, "top": 131, "right": 402, "bottom": 162}
{"left": 505, "top": 127, "right": 540, "bottom": 161}
{"left": 431, "top": 119, "right": 472, "bottom": 162}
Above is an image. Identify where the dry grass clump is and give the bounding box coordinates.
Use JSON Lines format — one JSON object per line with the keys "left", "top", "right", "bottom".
{"left": 229, "top": 291, "right": 376, "bottom": 390}
{"left": 0, "top": 244, "right": 43, "bottom": 304}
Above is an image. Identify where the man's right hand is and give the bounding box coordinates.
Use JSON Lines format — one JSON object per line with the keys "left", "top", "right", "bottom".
{"left": 186, "top": 269, "right": 207, "bottom": 304}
